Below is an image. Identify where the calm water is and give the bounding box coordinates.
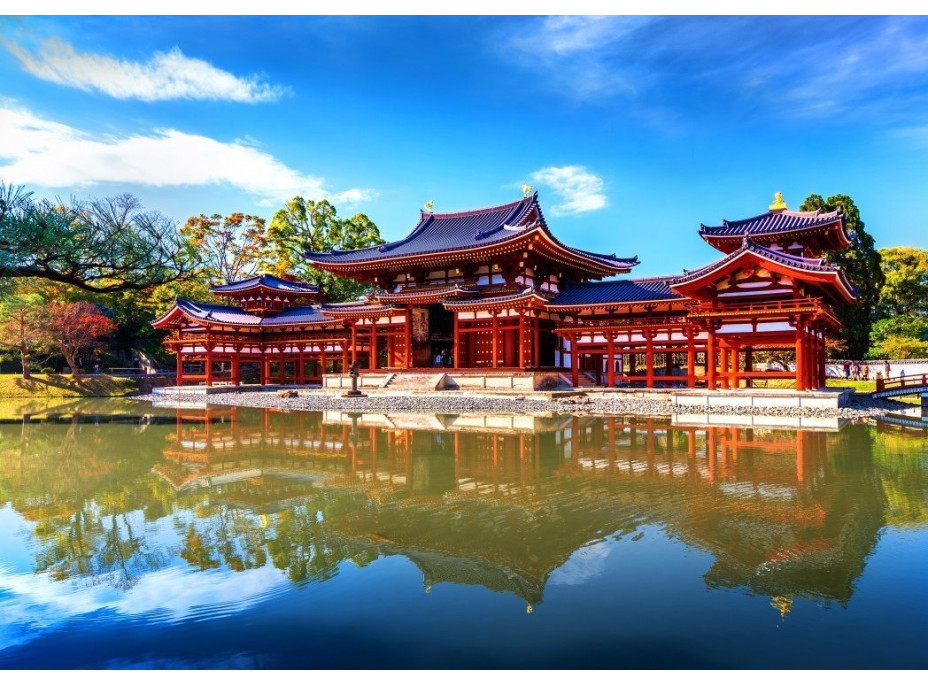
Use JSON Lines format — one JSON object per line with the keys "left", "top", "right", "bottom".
{"left": 0, "top": 401, "right": 927, "bottom": 669}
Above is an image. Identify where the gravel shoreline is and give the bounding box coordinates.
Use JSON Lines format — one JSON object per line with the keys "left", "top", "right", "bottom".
{"left": 132, "top": 389, "right": 916, "bottom": 421}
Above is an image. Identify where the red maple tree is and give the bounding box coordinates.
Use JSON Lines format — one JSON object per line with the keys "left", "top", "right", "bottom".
{"left": 45, "top": 302, "right": 117, "bottom": 380}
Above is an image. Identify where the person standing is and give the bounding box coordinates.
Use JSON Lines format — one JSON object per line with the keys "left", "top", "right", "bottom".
{"left": 884, "top": 360, "right": 892, "bottom": 378}
{"left": 862, "top": 363, "right": 870, "bottom": 381}
{"left": 843, "top": 361, "right": 851, "bottom": 379}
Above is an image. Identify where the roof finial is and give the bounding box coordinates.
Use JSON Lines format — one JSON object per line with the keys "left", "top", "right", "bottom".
{"left": 769, "top": 191, "right": 788, "bottom": 212}
{"left": 522, "top": 184, "right": 532, "bottom": 198}
{"left": 424, "top": 200, "right": 433, "bottom": 212}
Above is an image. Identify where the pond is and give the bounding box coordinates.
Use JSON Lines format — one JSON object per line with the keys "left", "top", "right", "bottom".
{"left": 0, "top": 401, "right": 926, "bottom": 668}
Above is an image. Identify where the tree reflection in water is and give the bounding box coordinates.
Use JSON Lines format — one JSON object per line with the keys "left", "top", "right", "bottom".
{"left": 1, "top": 404, "right": 926, "bottom": 610}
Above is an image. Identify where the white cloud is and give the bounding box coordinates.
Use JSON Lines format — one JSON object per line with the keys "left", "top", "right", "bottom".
{"left": 507, "top": 16, "right": 654, "bottom": 99}
{"left": 0, "top": 102, "right": 374, "bottom": 206}
{"left": 4, "top": 37, "right": 287, "bottom": 103}
{"left": 530, "top": 165, "right": 606, "bottom": 216}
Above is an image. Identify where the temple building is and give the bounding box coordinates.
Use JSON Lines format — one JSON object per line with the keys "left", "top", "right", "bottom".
{"left": 154, "top": 191, "right": 854, "bottom": 390}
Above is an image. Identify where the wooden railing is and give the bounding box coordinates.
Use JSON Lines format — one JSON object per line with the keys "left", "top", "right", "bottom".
{"left": 876, "top": 373, "right": 928, "bottom": 393}
{"left": 688, "top": 297, "right": 824, "bottom": 315}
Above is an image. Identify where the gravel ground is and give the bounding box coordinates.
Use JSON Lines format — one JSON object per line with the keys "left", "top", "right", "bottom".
{"left": 132, "top": 388, "right": 916, "bottom": 421}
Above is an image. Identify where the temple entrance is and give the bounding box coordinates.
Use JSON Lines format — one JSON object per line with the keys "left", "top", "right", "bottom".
{"left": 428, "top": 304, "right": 455, "bottom": 367}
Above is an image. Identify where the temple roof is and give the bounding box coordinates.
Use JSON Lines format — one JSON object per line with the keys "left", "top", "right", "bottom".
{"left": 547, "top": 277, "right": 686, "bottom": 310}
{"left": 305, "top": 193, "right": 637, "bottom": 276}
{"left": 152, "top": 299, "right": 333, "bottom": 329}
{"left": 441, "top": 286, "right": 549, "bottom": 311}
{"left": 670, "top": 239, "right": 856, "bottom": 302}
{"left": 210, "top": 274, "right": 319, "bottom": 296}
{"left": 699, "top": 206, "right": 849, "bottom": 253}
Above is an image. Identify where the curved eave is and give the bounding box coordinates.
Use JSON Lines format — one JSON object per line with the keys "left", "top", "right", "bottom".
{"left": 152, "top": 300, "right": 336, "bottom": 330}
{"left": 442, "top": 291, "right": 549, "bottom": 311}
{"left": 321, "top": 304, "right": 405, "bottom": 319}
{"left": 209, "top": 284, "right": 318, "bottom": 298}
{"left": 545, "top": 296, "right": 687, "bottom": 312}
{"left": 671, "top": 249, "right": 856, "bottom": 304}
{"left": 699, "top": 219, "right": 851, "bottom": 254}
{"left": 374, "top": 285, "right": 479, "bottom": 304}
{"left": 307, "top": 226, "right": 636, "bottom": 278}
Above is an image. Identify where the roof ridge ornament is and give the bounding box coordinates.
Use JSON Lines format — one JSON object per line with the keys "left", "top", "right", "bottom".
{"left": 769, "top": 191, "right": 788, "bottom": 212}
{"left": 424, "top": 200, "right": 433, "bottom": 213}
{"left": 522, "top": 184, "right": 532, "bottom": 198}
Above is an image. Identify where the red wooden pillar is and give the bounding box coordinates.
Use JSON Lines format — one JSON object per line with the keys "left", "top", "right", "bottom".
{"left": 731, "top": 344, "right": 740, "bottom": 389}
{"left": 387, "top": 332, "right": 395, "bottom": 368}
{"left": 370, "top": 323, "right": 378, "bottom": 370}
{"left": 518, "top": 312, "right": 526, "bottom": 369}
{"left": 707, "top": 329, "right": 717, "bottom": 390}
{"left": 351, "top": 322, "right": 358, "bottom": 364}
{"left": 533, "top": 316, "right": 540, "bottom": 369}
{"left": 491, "top": 311, "right": 499, "bottom": 369}
{"left": 719, "top": 346, "right": 729, "bottom": 390}
{"left": 795, "top": 324, "right": 807, "bottom": 391}
{"left": 645, "top": 332, "right": 654, "bottom": 388}
{"left": 321, "top": 344, "right": 328, "bottom": 377}
{"left": 453, "top": 312, "right": 460, "bottom": 369}
{"left": 298, "top": 347, "right": 305, "bottom": 385}
{"left": 342, "top": 341, "right": 349, "bottom": 373}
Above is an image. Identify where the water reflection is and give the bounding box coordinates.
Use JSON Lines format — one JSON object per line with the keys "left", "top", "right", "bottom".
{"left": 3, "top": 404, "right": 925, "bottom": 626}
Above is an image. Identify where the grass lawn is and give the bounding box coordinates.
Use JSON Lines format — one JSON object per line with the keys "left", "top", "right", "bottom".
{"left": 0, "top": 374, "right": 138, "bottom": 399}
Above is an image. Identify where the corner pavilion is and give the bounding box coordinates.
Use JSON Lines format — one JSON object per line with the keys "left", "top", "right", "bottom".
{"left": 153, "top": 192, "right": 854, "bottom": 390}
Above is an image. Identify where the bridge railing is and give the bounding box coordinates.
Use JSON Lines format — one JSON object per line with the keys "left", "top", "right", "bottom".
{"left": 876, "top": 373, "right": 928, "bottom": 392}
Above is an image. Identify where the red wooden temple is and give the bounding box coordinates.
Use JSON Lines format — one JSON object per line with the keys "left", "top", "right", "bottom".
{"left": 154, "top": 192, "right": 854, "bottom": 390}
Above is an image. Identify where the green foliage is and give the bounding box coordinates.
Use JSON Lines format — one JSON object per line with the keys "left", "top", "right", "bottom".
{"left": 180, "top": 212, "right": 268, "bottom": 284}
{"left": 800, "top": 193, "right": 884, "bottom": 358}
{"left": 265, "top": 197, "right": 384, "bottom": 303}
{"left": 877, "top": 246, "right": 928, "bottom": 317}
{"left": 0, "top": 183, "right": 199, "bottom": 293}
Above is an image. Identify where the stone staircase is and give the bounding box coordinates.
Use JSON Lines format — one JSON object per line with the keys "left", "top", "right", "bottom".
{"left": 383, "top": 372, "right": 445, "bottom": 392}
{"left": 559, "top": 371, "right": 600, "bottom": 389}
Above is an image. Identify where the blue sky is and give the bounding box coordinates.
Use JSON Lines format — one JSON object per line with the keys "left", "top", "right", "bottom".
{"left": 2, "top": 15, "right": 927, "bottom": 277}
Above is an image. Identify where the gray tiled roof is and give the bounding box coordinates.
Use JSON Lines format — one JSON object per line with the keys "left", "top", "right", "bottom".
{"left": 306, "top": 193, "right": 636, "bottom": 271}
{"left": 210, "top": 274, "right": 319, "bottom": 294}
{"left": 171, "top": 300, "right": 332, "bottom": 327}
{"left": 699, "top": 208, "right": 843, "bottom": 237}
{"left": 548, "top": 277, "right": 684, "bottom": 308}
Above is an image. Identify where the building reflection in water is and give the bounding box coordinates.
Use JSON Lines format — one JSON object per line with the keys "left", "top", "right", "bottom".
{"left": 140, "top": 406, "right": 890, "bottom": 611}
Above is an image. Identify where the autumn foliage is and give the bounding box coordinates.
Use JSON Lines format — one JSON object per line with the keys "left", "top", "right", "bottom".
{"left": 45, "top": 302, "right": 117, "bottom": 380}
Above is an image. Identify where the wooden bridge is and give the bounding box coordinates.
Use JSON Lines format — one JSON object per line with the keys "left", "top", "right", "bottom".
{"left": 874, "top": 373, "right": 928, "bottom": 399}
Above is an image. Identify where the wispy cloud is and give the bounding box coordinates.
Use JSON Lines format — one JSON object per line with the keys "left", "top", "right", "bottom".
{"left": 530, "top": 165, "right": 606, "bottom": 216}
{"left": 0, "top": 102, "right": 373, "bottom": 206}
{"left": 505, "top": 16, "right": 928, "bottom": 127}
{"left": 507, "top": 16, "right": 653, "bottom": 100}
{"left": 3, "top": 37, "right": 287, "bottom": 103}
{"left": 746, "top": 18, "right": 928, "bottom": 120}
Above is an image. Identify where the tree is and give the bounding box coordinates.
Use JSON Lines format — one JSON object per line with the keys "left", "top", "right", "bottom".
{"left": 0, "top": 292, "right": 48, "bottom": 378}
{"left": 265, "top": 197, "right": 383, "bottom": 302}
{"left": 180, "top": 212, "right": 269, "bottom": 284}
{"left": 0, "top": 183, "right": 199, "bottom": 293}
{"left": 799, "top": 193, "right": 884, "bottom": 359}
{"left": 45, "top": 302, "right": 117, "bottom": 380}
{"left": 868, "top": 315, "right": 928, "bottom": 360}
{"left": 877, "top": 247, "right": 928, "bottom": 317}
